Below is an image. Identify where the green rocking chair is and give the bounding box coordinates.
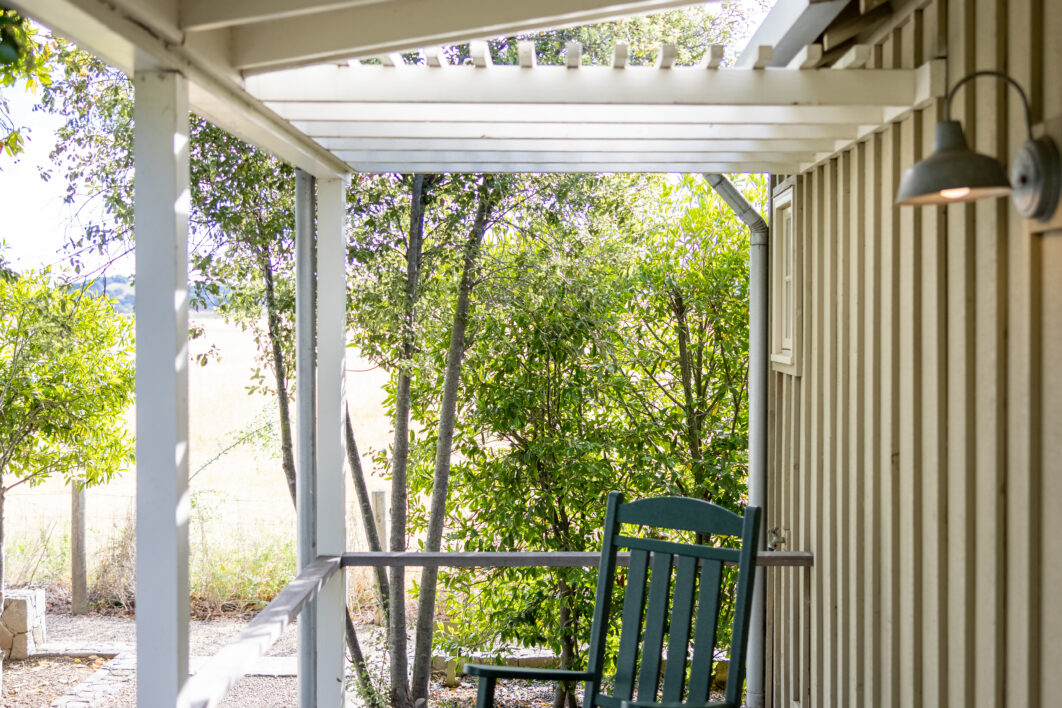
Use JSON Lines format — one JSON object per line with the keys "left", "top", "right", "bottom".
{"left": 465, "top": 492, "right": 761, "bottom": 708}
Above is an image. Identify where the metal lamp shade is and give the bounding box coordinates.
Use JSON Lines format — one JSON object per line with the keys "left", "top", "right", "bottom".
{"left": 895, "top": 120, "right": 1012, "bottom": 206}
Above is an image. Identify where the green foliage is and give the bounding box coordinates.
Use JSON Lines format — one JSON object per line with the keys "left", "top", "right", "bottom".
{"left": 405, "top": 175, "right": 763, "bottom": 665}
{"left": 0, "top": 271, "right": 135, "bottom": 491}
{"left": 0, "top": 7, "right": 52, "bottom": 158}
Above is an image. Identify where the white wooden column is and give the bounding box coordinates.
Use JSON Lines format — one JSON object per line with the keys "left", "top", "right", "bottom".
{"left": 133, "top": 69, "right": 191, "bottom": 708}
{"left": 315, "top": 175, "right": 349, "bottom": 706}
{"left": 294, "top": 169, "right": 318, "bottom": 707}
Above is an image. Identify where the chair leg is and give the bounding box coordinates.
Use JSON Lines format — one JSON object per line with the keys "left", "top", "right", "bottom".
{"left": 475, "top": 676, "right": 497, "bottom": 708}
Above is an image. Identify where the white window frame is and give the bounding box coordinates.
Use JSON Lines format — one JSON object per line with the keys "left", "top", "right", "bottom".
{"left": 770, "top": 184, "right": 800, "bottom": 374}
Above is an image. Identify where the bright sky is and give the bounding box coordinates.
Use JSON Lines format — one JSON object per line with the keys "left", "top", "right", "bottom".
{"left": 0, "top": 85, "right": 91, "bottom": 273}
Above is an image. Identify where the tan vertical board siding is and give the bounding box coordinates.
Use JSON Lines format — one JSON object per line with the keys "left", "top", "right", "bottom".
{"left": 897, "top": 108, "right": 923, "bottom": 708}
{"left": 848, "top": 140, "right": 866, "bottom": 708}
{"left": 1008, "top": 0, "right": 1043, "bottom": 705}
{"left": 945, "top": 0, "right": 977, "bottom": 705}
{"left": 835, "top": 150, "right": 851, "bottom": 708}
{"left": 821, "top": 158, "right": 838, "bottom": 708}
{"left": 1042, "top": 0, "right": 1062, "bottom": 701}
{"left": 1040, "top": 234, "right": 1062, "bottom": 702}
{"left": 972, "top": 0, "right": 1008, "bottom": 703}
{"left": 808, "top": 164, "right": 825, "bottom": 704}
{"left": 919, "top": 99, "right": 948, "bottom": 708}
{"left": 880, "top": 31, "right": 902, "bottom": 708}
{"left": 863, "top": 131, "right": 882, "bottom": 708}
{"left": 799, "top": 172, "right": 813, "bottom": 705}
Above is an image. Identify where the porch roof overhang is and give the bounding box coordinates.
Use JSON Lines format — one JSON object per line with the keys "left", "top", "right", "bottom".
{"left": 16, "top": 0, "right": 943, "bottom": 177}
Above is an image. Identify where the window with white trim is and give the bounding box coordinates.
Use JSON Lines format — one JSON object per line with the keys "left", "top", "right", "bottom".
{"left": 771, "top": 186, "right": 800, "bottom": 373}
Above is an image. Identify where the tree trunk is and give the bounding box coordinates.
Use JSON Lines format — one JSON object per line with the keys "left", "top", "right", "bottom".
{"left": 258, "top": 246, "right": 375, "bottom": 699}
{"left": 256, "top": 245, "right": 298, "bottom": 507}
{"left": 346, "top": 611, "right": 384, "bottom": 708}
{"left": 552, "top": 577, "right": 579, "bottom": 708}
{"left": 390, "top": 173, "right": 429, "bottom": 708}
{"left": 671, "top": 291, "right": 704, "bottom": 488}
{"left": 411, "top": 177, "right": 496, "bottom": 703}
{"left": 346, "top": 405, "right": 391, "bottom": 626}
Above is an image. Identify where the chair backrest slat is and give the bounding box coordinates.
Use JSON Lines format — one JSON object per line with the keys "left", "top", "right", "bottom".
{"left": 617, "top": 496, "right": 745, "bottom": 536}
{"left": 686, "top": 559, "right": 723, "bottom": 703}
{"left": 635, "top": 552, "right": 674, "bottom": 701}
{"left": 660, "top": 554, "right": 698, "bottom": 701}
{"left": 613, "top": 548, "right": 650, "bottom": 700}
{"left": 615, "top": 535, "right": 742, "bottom": 565}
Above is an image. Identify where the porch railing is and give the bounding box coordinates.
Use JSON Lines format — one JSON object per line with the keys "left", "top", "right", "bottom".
{"left": 179, "top": 550, "right": 813, "bottom": 708}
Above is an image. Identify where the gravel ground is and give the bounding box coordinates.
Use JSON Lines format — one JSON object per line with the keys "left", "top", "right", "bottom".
{"left": 2, "top": 610, "right": 299, "bottom": 708}
{"left": 44, "top": 611, "right": 299, "bottom": 657}
{"left": 2, "top": 656, "right": 105, "bottom": 707}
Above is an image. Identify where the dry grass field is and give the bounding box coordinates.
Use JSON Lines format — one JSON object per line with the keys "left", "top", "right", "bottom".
{"left": 5, "top": 314, "right": 393, "bottom": 609}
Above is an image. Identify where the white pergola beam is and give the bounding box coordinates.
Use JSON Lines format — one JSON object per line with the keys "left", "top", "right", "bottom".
{"left": 15, "top": 0, "right": 351, "bottom": 179}
{"left": 272, "top": 102, "right": 889, "bottom": 126}
{"left": 315, "top": 137, "right": 846, "bottom": 152}
{"left": 246, "top": 64, "right": 922, "bottom": 107}
{"left": 334, "top": 149, "right": 820, "bottom": 164}
{"left": 227, "top": 0, "right": 719, "bottom": 71}
{"left": 295, "top": 120, "right": 861, "bottom": 141}
{"left": 314, "top": 175, "right": 349, "bottom": 707}
{"left": 134, "top": 68, "right": 190, "bottom": 708}
{"left": 735, "top": 0, "right": 849, "bottom": 68}
{"left": 347, "top": 161, "right": 795, "bottom": 173}
{"left": 182, "top": 0, "right": 386, "bottom": 31}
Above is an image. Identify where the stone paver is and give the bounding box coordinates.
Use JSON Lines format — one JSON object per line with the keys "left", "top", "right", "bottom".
{"left": 50, "top": 652, "right": 135, "bottom": 708}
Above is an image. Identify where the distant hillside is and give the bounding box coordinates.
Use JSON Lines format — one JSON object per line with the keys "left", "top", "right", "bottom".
{"left": 81, "top": 275, "right": 135, "bottom": 314}
{"left": 77, "top": 275, "right": 226, "bottom": 314}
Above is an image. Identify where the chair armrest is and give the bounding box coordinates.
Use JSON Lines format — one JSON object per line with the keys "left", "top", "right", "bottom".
{"left": 463, "top": 664, "right": 594, "bottom": 681}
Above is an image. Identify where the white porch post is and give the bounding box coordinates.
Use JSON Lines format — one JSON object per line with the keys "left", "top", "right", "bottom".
{"left": 315, "top": 175, "right": 349, "bottom": 706}
{"left": 133, "top": 69, "right": 191, "bottom": 707}
{"left": 295, "top": 168, "right": 319, "bottom": 707}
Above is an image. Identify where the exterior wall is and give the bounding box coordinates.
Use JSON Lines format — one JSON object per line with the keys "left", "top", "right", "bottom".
{"left": 765, "top": 0, "right": 1062, "bottom": 706}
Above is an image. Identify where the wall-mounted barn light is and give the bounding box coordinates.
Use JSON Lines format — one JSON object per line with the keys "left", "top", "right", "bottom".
{"left": 896, "top": 71, "right": 1060, "bottom": 222}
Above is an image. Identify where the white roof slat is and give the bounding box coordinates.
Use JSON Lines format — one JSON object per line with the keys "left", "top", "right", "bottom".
{"left": 656, "top": 43, "right": 678, "bottom": 69}
{"left": 566, "top": 41, "right": 583, "bottom": 69}
{"left": 269, "top": 101, "right": 890, "bottom": 126}
{"left": 470, "top": 40, "right": 492, "bottom": 68}
{"left": 245, "top": 63, "right": 926, "bottom": 108}
{"left": 335, "top": 150, "right": 821, "bottom": 164}
{"left": 315, "top": 137, "right": 847, "bottom": 153}
{"left": 347, "top": 161, "right": 801, "bottom": 174}
{"left": 702, "top": 45, "right": 725, "bottom": 69}
{"left": 226, "top": 0, "right": 714, "bottom": 72}
{"left": 787, "top": 44, "right": 823, "bottom": 70}
{"left": 518, "top": 41, "right": 537, "bottom": 68}
{"left": 833, "top": 44, "right": 871, "bottom": 70}
{"left": 611, "top": 41, "right": 630, "bottom": 69}
{"left": 295, "top": 121, "right": 862, "bottom": 141}
{"left": 422, "top": 46, "right": 446, "bottom": 67}
{"left": 748, "top": 46, "right": 773, "bottom": 70}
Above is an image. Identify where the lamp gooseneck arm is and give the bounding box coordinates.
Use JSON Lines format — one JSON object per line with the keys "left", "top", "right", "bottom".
{"left": 944, "top": 70, "right": 1034, "bottom": 140}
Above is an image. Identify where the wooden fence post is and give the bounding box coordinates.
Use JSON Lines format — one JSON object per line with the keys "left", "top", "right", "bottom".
{"left": 71, "top": 479, "right": 87, "bottom": 615}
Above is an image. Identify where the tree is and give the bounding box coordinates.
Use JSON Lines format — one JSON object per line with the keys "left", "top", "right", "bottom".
{"left": 413, "top": 173, "right": 763, "bottom": 706}
{"left": 0, "top": 7, "right": 52, "bottom": 158}
{"left": 0, "top": 270, "right": 135, "bottom": 631}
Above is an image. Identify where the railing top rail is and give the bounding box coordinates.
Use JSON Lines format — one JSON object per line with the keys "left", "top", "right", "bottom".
{"left": 340, "top": 550, "right": 813, "bottom": 568}
{"left": 179, "top": 555, "right": 342, "bottom": 708}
